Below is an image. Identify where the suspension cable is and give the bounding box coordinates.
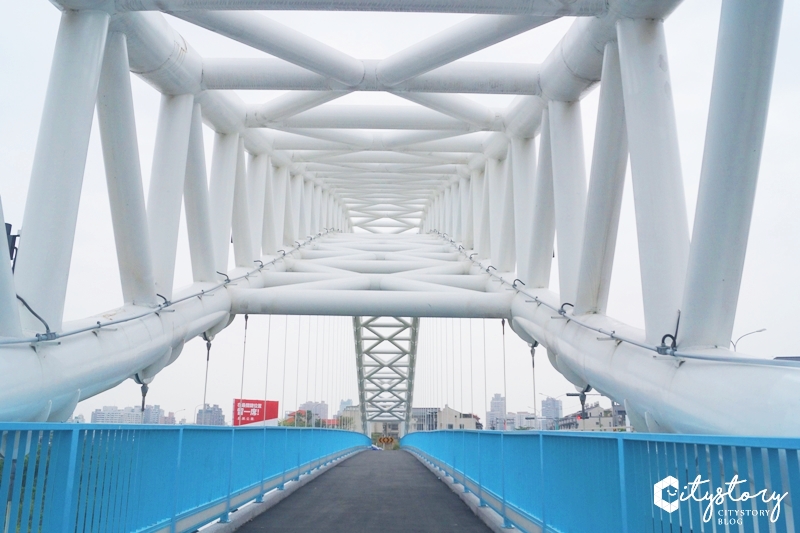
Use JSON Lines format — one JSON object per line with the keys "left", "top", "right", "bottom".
{"left": 281, "top": 315, "right": 288, "bottom": 425}
{"left": 305, "top": 314, "right": 312, "bottom": 427}
{"left": 531, "top": 343, "right": 538, "bottom": 429}
{"left": 202, "top": 338, "right": 212, "bottom": 426}
{"left": 459, "top": 318, "right": 464, "bottom": 415}
{"left": 263, "top": 315, "right": 272, "bottom": 408}
{"left": 446, "top": 318, "right": 451, "bottom": 407}
{"left": 295, "top": 316, "right": 302, "bottom": 428}
{"left": 482, "top": 319, "right": 488, "bottom": 429}
{"left": 239, "top": 314, "right": 249, "bottom": 403}
{"left": 501, "top": 318, "right": 507, "bottom": 430}
{"left": 314, "top": 315, "right": 321, "bottom": 426}
{"left": 469, "top": 318, "right": 474, "bottom": 418}
{"left": 322, "top": 316, "right": 328, "bottom": 428}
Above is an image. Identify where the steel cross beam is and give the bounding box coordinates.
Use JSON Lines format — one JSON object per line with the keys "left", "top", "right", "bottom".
{"left": 353, "top": 316, "right": 419, "bottom": 436}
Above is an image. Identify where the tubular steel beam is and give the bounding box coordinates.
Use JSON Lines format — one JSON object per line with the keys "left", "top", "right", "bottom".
{"left": 115, "top": 0, "right": 606, "bottom": 15}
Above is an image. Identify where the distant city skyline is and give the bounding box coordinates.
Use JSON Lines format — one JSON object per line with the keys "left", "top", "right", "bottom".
{"left": 89, "top": 404, "right": 180, "bottom": 425}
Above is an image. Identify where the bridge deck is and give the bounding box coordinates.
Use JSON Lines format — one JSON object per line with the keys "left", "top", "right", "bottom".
{"left": 237, "top": 449, "right": 490, "bottom": 532}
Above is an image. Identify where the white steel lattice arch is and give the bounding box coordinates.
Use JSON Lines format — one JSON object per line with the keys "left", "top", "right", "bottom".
{"left": 0, "top": 0, "right": 796, "bottom": 437}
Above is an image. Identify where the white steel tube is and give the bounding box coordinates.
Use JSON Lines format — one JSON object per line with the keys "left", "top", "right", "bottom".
{"left": 0, "top": 199, "right": 21, "bottom": 337}
{"left": 208, "top": 131, "right": 240, "bottom": 273}
{"left": 510, "top": 136, "right": 537, "bottom": 284}
{"left": 320, "top": 188, "right": 330, "bottom": 230}
{"left": 301, "top": 180, "right": 313, "bottom": 238}
{"left": 474, "top": 168, "right": 491, "bottom": 259}
{"left": 395, "top": 61, "right": 540, "bottom": 95}
{"left": 14, "top": 10, "right": 109, "bottom": 332}
{"left": 146, "top": 93, "right": 195, "bottom": 299}
{"left": 574, "top": 42, "right": 628, "bottom": 316}
{"left": 230, "top": 289, "right": 513, "bottom": 318}
{"left": 247, "top": 153, "right": 269, "bottom": 255}
{"left": 460, "top": 177, "right": 473, "bottom": 249}
{"left": 203, "top": 58, "right": 541, "bottom": 95}
{"left": 232, "top": 139, "right": 255, "bottom": 267}
{"left": 453, "top": 182, "right": 462, "bottom": 240}
{"left": 280, "top": 106, "right": 477, "bottom": 131}
{"left": 443, "top": 186, "right": 452, "bottom": 236}
{"left": 260, "top": 160, "right": 279, "bottom": 255}
{"left": 97, "top": 32, "right": 157, "bottom": 307}
{"left": 116, "top": 0, "right": 605, "bottom": 15}
{"left": 291, "top": 174, "right": 304, "bottom": 239}
{"left": 679, "top": 0, "right": 784, "bottom": 349}
{"left": 488, "top": 156, "right": 516, "bottom": 272}
{"left": 184, "top": 103, "right": 217, "bottom": 282}
{"left": 311, "top": 185, "right": 322, "bottom": 234}
{"left": 246, "top": 90, "right": 350, "bottom": 126}
{"left": 521, "top": 109, "right": 556, "bottom": 288}
{"left": 272, "top": 166, "right": 290, "bottom": 247}
{"left": 548, "top": 100, "right": 587, "bottom": 304}
{"left": 486, "top": 159, "right": 502, "bottom": 262}
{"left": 397, "top": 93, "right": 497, "bottom": 129}
{"left": 467, "top": 170, "right": 480, "bottom": 249}
{"left": 327, "top": 192, "right": 336, "bottom": 229}
{"left": 617, "top": 19, "right": 690, "bottom": 345}
{"left": 510, "top": 291, "right": 800, "bottom": 437}
{"left": 282, "top": 172, "right": 297, "bottom": 245}
{"left": 174, "top": 10, "right": 364, "bottom": 86}
{"left": 376, "top": 15, "right": 553, "bottom": 86}
{"left": 438, "top": 194, "right": 446, "bottom": 233}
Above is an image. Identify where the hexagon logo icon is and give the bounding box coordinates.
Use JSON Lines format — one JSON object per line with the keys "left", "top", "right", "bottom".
{"left": 653, "top": 476, "right": 680, "bottom": 513}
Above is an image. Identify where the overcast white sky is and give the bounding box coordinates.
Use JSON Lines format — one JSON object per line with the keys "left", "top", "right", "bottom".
{"left": 1, "top": 1, "right": 798, "bottom": 424}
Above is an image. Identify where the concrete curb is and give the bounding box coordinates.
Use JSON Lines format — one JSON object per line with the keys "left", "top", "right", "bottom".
{"left": 403, "top": 450, "right": 512, "bottom": 533}
{"left": 204, "top": 449, "right": 366, "bottom": 533}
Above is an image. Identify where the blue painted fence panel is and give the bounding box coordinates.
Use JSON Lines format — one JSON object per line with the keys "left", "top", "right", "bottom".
{"left": 402, "top": 430, "right": 800, "bottom": 533}
{"left": 0, "top": 424, "right": 368, "bottom": 532}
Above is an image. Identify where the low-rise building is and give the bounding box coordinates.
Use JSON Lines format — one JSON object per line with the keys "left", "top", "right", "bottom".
{"left": 555, "top": 401, "right": 627, "bottom": 431}
{"left": 299, "top": 400, "right": 329, "bottom": 421}
{"left": 439, "top": 406, "right": 479, "bottom": 430}
{"left": 410, "top": 407, "right": 438, "bottom": 432}
{"left": 511, "top": 411, "right": 537, "bottom": 429}
{"left": 342, "top": 405, "right": 363, "bottom": 433}
{"left": 196, "top": 404, "right": 225, "bottom": 426}
{"left": 91, "top": 406, "right": 143, "bottom": 424}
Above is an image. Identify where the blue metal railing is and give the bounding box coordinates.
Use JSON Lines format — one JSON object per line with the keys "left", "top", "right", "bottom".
{"left": 402, "top": 430, "right": 800, "bottom": 533}
{"left": 0, "top": 423, "right": 369, "bottom": 532}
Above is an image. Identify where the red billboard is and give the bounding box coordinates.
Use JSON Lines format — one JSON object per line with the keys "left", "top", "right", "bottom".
{"left": 233, "top": 399, "right": 279, "bottom": 426}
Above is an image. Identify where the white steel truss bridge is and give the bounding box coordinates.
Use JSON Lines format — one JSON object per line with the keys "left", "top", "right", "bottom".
{"left": 0, "top": 0, "right": 797, "bottom": 437}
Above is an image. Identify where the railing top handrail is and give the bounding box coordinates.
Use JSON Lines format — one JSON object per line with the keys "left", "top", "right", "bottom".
{"left": 401, "top": 429, "right": 800, "bottom": 449}
{"left": 0, "top": 422, "right": 363, "bottom": 433}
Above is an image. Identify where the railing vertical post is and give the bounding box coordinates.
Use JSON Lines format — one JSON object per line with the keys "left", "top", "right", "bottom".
{"left": 501, "top": 432, "right": 511, "bottom": 528}
{"left": 451, "top": 430, "right": 456, "bottom": 482}
{"left": 279, "top": 427, "right": 287, "bottom": 490}
{"left": 616, "top": 436, "right": 630, "bottom": 533}
{"left": 220, "top": 428, "right": 234, "bottom": 523}
{"left": 169, "top": 426, "right": 184, "bottom": 532}
{"left": 256, "top": 426, "right": 266, "bottom": 503}
{"left": 61, "top": 428, "right": 81, "bottom": 529}
{"left": 462, "top": 431, "right": 468, "bottom": 493}
{"left": 539, "top": 432, "right": 547, "bottom": 528}
{"left": 478, "top": 432, "right": 485, "bottom": 507}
